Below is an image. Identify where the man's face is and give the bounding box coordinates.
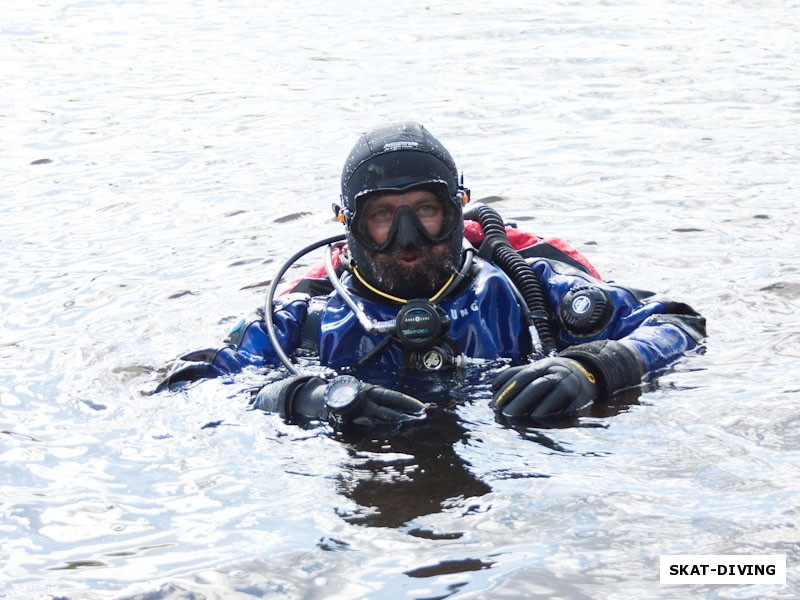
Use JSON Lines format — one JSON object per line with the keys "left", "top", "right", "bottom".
{"left": 363, "top": 189, "right": 444, "bottom": 247}
{"left": 360, "top": 189, "right": 456, "bottom": 299}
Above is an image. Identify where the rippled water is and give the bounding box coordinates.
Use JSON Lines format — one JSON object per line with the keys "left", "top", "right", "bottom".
{"left": 2, "top": 1, "right": 799, "bottom": 598}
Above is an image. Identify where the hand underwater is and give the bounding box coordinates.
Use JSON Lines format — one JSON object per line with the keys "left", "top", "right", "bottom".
{"left": 491, "top": 357, "right": 598, "bottom": 420}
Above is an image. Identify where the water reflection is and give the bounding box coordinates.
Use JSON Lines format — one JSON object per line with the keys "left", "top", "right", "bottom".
{"left": 327, "top": 373, "right": 648, "bottom": 529}
{"left": 333, "top": 407, "right": 491, "bottom": 529}
{"left": 492, "top": 385, "right": 644, "bottom": 435}
{"left": 587, "top": 386, "right": 644, "bottom": 421}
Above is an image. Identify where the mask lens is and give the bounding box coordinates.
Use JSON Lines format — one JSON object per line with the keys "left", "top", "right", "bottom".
{"left": 353, "top": 190, "right": 457, "bottom": 250}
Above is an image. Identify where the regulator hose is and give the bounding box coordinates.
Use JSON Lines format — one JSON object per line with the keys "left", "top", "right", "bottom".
{"left": 264, "top": 233, "right": 347, "bottom": 375}
{"left": 465, "top": 203, "right": 557, "bottom": 357}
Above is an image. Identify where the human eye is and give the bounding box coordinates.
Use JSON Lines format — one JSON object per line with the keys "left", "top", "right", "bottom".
{"left": 416, "top": 201, "right": 441, "bottom": 217}
{"left": 368, "top": 205, "right": 394, "bottom": 223}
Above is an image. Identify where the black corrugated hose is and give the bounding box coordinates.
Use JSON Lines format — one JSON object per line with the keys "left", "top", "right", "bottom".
{"left": 465, "top": 203, "right": 557, "bottom": 357}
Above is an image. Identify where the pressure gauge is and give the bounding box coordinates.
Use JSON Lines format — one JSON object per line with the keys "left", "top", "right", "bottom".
{"left": 323, "top": 375, "right": 363, "bottom": 422}
{"left": 559, "top": 285, "right": 613, "bottom": 336}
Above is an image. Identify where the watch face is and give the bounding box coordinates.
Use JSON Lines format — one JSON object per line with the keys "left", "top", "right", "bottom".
{"left": 325, "top": 376, "right": 360, "bottom": 412}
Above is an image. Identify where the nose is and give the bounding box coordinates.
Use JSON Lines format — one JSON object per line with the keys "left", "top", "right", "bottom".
{"left": 391, "top": 206, "right": 429, "bottom": 251}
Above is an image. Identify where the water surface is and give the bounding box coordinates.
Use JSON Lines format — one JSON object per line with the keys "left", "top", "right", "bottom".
{"left": 1, "top": 1, "right": 799, "bottom": 598}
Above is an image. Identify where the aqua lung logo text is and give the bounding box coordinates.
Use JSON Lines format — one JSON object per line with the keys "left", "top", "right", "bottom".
{"left": 449, "top": 302, "right": 480, "bottom": 321}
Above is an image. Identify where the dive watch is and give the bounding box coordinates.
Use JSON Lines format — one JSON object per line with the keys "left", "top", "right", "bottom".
{"left": 323, "top": 375, "right": 363, "bottom": 424}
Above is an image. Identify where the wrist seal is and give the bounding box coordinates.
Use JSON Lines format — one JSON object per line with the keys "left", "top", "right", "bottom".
{"left": 251, "top": 375, "right": 321, "bottom": 420}
{"left": 559, "top": 340, "right": 646, "bottom": 398}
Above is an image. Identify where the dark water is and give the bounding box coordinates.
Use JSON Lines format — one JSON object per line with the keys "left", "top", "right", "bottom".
{"left": 2, "top": 1, "right": 799, "bottom": 598}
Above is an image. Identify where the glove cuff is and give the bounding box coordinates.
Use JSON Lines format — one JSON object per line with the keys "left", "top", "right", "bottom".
{"left": 559, "top": 340, "right": 646, "bottom": 398}
{"left": 252, "top": 375, "right": 325, "bottom": 420}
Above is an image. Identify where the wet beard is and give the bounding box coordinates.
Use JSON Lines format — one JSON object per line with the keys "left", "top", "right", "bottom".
{"left": 365, "top": 243, "right": 456, "bottom": 299}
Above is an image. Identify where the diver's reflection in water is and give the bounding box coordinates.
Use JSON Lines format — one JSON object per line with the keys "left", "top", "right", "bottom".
{"left": 333, "top": 407, "right": 491, "bottom": 529}
{"left": 331, "top": 381, "right": 644, "bottom": 528}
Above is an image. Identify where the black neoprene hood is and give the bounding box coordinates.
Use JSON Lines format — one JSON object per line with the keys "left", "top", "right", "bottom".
{"left": 340, "top": 122, "right": 460, "bottom": 213}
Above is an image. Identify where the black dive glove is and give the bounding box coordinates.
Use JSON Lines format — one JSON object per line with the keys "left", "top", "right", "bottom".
{"left": 491, "top": 340, "right": 646, "bottom": 420}
{"left": 491, "top": 357, "right": 598, "bottom": 419}
{"left": 251, "top": 375, "right": 426, "bottom": 428}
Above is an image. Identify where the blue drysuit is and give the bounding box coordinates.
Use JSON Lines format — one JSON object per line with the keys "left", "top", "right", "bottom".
{"left": 160, "top": 245, "right": 705, "bottom": 392}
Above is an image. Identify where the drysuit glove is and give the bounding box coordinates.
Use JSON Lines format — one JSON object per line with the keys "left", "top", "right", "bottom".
{"left": 491, "top": 340, "right": 647, "bottom": 421}
{"left": 154, "top": 347, "right": 246, "bottom": 393}
{"left": 491, "top": 357, "right": 598, "bottom": 420}
{"left": 251, "top": 375, "right": 426, "bottom": 428}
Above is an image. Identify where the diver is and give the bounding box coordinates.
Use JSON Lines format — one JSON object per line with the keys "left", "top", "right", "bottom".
{"left": 156, "top": 122, "right": 706, "bottom": 429}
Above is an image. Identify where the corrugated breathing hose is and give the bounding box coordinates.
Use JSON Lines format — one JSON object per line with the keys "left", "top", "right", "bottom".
{"left": 465, "top": 203, "right": 557, "bottom": 357}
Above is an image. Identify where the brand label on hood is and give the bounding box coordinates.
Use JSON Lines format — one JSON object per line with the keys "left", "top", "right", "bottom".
{"left": 383, "top": 141, "right": 420, "bottom": 151}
